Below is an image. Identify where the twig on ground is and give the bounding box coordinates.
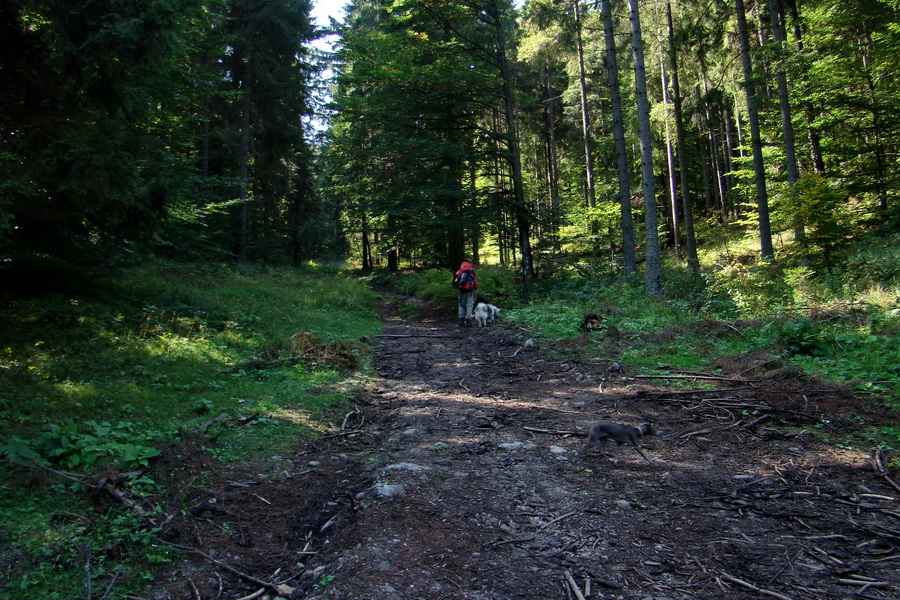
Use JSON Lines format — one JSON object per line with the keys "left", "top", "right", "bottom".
{"left": 539, "top": 511, "right": 577, "bottom": 530}
{"left": 342, "top": 408, "right": 360, "bottom": 430}
{"left": 718, "top": 572, "right": 795, "bottom": 600}
{"left": 631, "top": 374, "right": 754, "bottom": 384}
{"left": 187, "top": 578, "right": 201, "bottom": 600}
{"left": 523, "top": 426, "right": 582, "bottom": 437}
{"left": 490, "top": 536, "right": 535, "bottom": 547}
{"left": 200, "top": 413, "right": 229, "bottom": 434}
{"left": 647, "top": 386, "right": 756, "bottom": 396}
{"left": 374, "top": 334, "right": 452, "bottom": 338}
{"left": 233, "top": 589, "right": 266, "bottom": 600}
{"left": 99, "top": 565, "right": 123, "bottom": 600}
{"left": 159, "top": 541, "right": 295, "bottom": 597}
{"left": 213, "top": 572, "right": 224, "bottom": 600}
{"left": 874, "top": 449, "right": 900, "bottom": 494}
{"left": 563, "top": 570, "right": 587, "bottom": 600}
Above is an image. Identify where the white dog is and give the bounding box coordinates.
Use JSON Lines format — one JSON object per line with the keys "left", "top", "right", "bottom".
{"left": 473, "top": 302, "right": 501, "bottom": 328}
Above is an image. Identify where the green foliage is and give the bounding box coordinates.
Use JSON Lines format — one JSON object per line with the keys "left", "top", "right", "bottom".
{"left": 706, "top": 261, "right": 795, "bottom": 314}
{"left": 370, "top": 266, "right": 521, "bottom": 309}
{"left": 0, "top": 259, "right": 381, "bottom": 597}
{"left": 393, "top": 269, "right": 458, "bottom": 308}
{"left": 491, "top": 264, "right": 900, "bottom": 400}
{"left": 2, "top": 420, "right": 161, "bottom": 471}
{"left": 772, "top": 174, "right": 861, "bottom": 269}
{"left": 0, "top": 487, "right": 162, "bottom": 599}
{"left": 839, "top": 233, "right": 900, "bottom": 288}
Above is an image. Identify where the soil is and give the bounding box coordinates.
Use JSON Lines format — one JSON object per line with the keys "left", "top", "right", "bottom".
{"left": 146, "top": 295, "right": 900, "bottom": 600}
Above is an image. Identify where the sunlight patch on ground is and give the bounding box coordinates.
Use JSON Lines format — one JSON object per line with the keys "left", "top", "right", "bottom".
{"left": 274, "top": 407, "right": 333, "bottom": 433}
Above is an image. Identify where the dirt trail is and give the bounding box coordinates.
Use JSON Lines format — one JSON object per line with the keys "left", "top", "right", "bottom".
{"left": 156, "top": 295, "right": 900, "bottom": 600}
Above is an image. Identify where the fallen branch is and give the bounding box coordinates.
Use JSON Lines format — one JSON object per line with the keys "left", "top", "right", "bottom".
{"left": 341, "top": 408, "right": 361, "bottom": 430}
{"left": 374, "top": 334, "right": 453, "bottom": 338}
{"left": 159, "top": 542, "right": 294, "bottom": 597}
{"left": 874, "top": 449, "right": 900, "bottom": 494}
{"left": 745, "top": 414, "right": 772, "bottom": 428}
{"left": 631, "top": 374, "right": 754, "bottom": 384}
{"left": 646, "top": 387, "right": 757, "bottom": 396}
{"left": 680, "top": 428, "right": 715, "bottom": 439}
{"left": 233, "top": 589, "right": 266, "bottom": 600}
{"left": 563, "top": 570, "right": 587, "bottom": 600}
{"left": 490, "top": 536, "right": 535, "bottom": 547}
{"left": 680, "top": 415, "right": 773, "bottom": 439}
{"left": 836, "top": 577, "right": 889, "bottom": 589}
{"left": 13, "top": 460, "right": 158, "bottom": 525}
{"left": 523, "top": 426, "right": 582, "bottom": 437}
{"left": 200, "top": 413, "right": 229, "bottom": 434}
{"left": 718, "top": 572, "right": 794, "bottom": 600}
{"left": 540, "top": 511, "right": 577, "bottom": 530}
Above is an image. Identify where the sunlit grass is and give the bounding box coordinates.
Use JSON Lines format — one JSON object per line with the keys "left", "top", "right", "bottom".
{"left": 0, "top": 259, "right": 382, "bottom": 598}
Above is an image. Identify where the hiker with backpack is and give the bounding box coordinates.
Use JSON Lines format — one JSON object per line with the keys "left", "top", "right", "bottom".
{"left": 453, "top": 262, "right": 478, "bottom": 327}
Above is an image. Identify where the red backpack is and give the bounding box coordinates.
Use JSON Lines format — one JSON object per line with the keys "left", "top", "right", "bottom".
{"left": 454, "top": 263, "right": 477, "bottom": 292}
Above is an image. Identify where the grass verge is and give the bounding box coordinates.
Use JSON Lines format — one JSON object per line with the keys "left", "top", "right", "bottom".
{"left": 0, "top": 259, "right": 381, "bottom": 599}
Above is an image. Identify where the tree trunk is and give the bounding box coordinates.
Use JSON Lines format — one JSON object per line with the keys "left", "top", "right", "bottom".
{"left": 600, "top": 0, "right": 636, "bottom": 276}
{"left": 628, "top": 0, "right": 662, "bottom": 294}
{"left": 361, "top": 213, "right": 371, "bottom": 270}
{"left": 767, "top": 0, "right": 807, "bottom": 255}
{"left": 490, "top": 0, "right": 533, "bottom": 292}
{"left": 700, "top": 67, "right": 728, "bottom": 221}
{"left": 546, "top": 70, "right": 561, "bottom": 253}
{"left": 236, "top": 52, "right": 252, "bottom": 266}
{"left": 735, "top": 0, "right": 775, "bottom": 260}
{"left": 469, "top": 157, "right": 480, "bottom": 265}
{"left": 723, "top": 98, "right": 740, "bottom": 219}
{"left": 666, "top": 1, "right": 698, "bottom": 269}
{"left": 387, "top": 216, "right": 399, "bottom": 271}
{"left": 573, "top": 0, "right": 596, "bottom": 211}
{"left": 661, "top": 58, "right": 681, "bottom": 259}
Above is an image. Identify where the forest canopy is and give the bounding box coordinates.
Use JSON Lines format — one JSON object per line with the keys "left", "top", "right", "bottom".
{"left": 1, "top": 0, "right": 899, "bottom": 294}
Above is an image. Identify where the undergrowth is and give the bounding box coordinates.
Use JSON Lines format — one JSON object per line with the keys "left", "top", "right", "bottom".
{"left": 369, "top": 265, "right": 520, "bottom": 309}
{"left": 0, "top": 259, "right": 381, "bottom": 598}
{"left": 380, "top": 245, "right": 899, "bottom": 453}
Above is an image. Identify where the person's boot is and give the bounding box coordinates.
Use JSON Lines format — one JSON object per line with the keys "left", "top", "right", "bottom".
{"left": 465, "top": 318, "right": 472, "bottom": 327}
{"left": 458, "top": 317, "right": 466, "bottom": 327}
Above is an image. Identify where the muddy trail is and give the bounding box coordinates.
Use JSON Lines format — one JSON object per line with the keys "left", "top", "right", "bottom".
{"left": 152, "top": 295, "right": 900, "bottom": 600}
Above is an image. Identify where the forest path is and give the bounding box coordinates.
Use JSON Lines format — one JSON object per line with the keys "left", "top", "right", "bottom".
{"left": 156, "top": 294, "right": 900, "bottom": 600}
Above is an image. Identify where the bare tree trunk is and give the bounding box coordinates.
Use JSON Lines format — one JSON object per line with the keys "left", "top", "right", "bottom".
{"left": 361, "top": 213, "right": 371, "bottom": 270}
{"left": 236, "top": 53, "right": 252, "bottom": 266}
{"left": 701, "top": 144, "right": 715, "bottom": 211}
{"left": 387, "top": 216, "right": 399, "bottom": 271}
{"left": 723, "top": 98, "right": 740, "bottom": 219}
{"left": 469, "top": 157, "right": 480, "bottom": 264}
{"left": 661, "top": 57, "right": 681, "bottom": 259}
{"left": 546, "top": 70, "right": 561, "bottom": 252}
{"left": 600, "top": 0, "right": 636, "bottom": 276}
{"left": 573, "top": 0, "right": 596, "bottom": 211}
{"left": 666, "top": 1, "right": 698, "bottom": 269}
{"left": 767, "top": 0, "right": 807, "bottom": 255}
{"left": 735, "top": 0, "right": 775, "bottom": 260}
{"left": 628, "top": 0, "right": 662, "bottom": 294}
{"left": 490, "top": 0, "right": 533, "bottom": 291}
{"left": 700, "top": 66, "right": 728, "bottom": 221}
